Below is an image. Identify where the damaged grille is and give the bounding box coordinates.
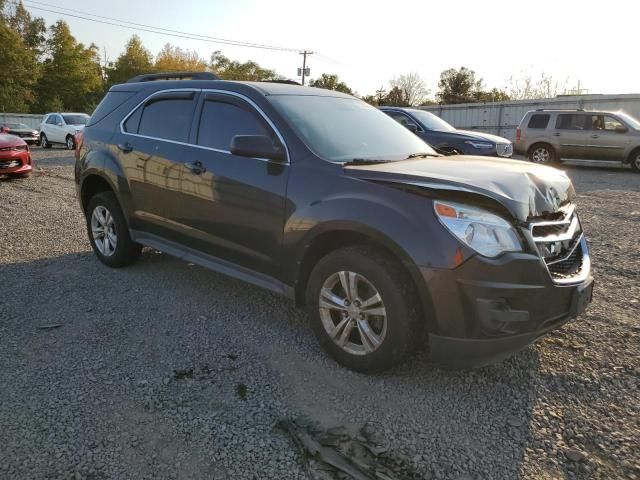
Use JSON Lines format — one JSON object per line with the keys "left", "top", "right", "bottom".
{"left": 528, "top": 204, "right": 589, "bottom": 283}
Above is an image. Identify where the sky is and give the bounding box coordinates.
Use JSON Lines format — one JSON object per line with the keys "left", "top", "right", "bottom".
{"left": 23, "top": 0, "right": 640, "bottom": 98}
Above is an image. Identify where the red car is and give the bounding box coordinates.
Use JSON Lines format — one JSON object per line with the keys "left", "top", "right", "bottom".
{"left": 0, "top": 133, "right": 33, "bottom": 177}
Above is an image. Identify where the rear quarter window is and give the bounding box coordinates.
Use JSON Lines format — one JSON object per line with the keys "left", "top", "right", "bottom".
{"left": 527, "top": 114, "right": 550, "bottom": 129}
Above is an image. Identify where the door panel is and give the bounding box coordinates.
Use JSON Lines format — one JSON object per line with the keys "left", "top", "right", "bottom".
{"left": 177, "top": 94, "right": 289, "bottom": 277}
{"left": 587, "top": 115, "right": 630, "bottom": 161}
{"left": 554, "top": 114, "right": 591, "bottom": 159}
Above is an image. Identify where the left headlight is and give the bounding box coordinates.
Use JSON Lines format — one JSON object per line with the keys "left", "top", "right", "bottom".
{"left": 465, "top": 140, "right": 493, "bottom": 149}
{"left": 434, "top": 200, "right": 522, "bottom": 258}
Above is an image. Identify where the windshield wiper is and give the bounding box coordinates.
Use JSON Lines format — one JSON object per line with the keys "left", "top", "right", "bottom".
{"left": 406, "top": 152, "right": 441, "bottom": 159}
{"left": 343, "top": 158, "right": 393, "bottom": 166}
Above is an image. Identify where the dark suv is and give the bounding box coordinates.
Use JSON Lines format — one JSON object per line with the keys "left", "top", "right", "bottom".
{"left": 75, "top": 72, "right": 593, "bottom": 372}
{"left": 381, "top": 107, "right": 513, "bottom": 157}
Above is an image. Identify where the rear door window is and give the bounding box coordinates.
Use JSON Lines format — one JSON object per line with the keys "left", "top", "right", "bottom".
{"left": 196, "top": 99, "right": 270, "bottom": 151}
{"left": 136, "top": 95, "right": 196, "bottom": 142}
{"left": 527, "top": 114, "right": 550, "bottom": 129}
{"left": 556, "top": 114, "right": 590, "bottom": 130}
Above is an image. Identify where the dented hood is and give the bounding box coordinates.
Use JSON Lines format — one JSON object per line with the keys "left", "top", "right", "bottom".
{"left": 344, "top": 156, "right": 575, "bottom": 221}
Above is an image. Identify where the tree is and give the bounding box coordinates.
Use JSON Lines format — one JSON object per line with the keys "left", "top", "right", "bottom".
{"left": 210, "top": 51, "right": 280, "bottom": 81}
{"left": 473, "top": 87, "right": 511, "bottom": 103}
{"left": 35, "top": 21, "right": 104, "bottom": 112}
{"left": 309, "top": 73, "right": 353, "bottom": 94}
{"left": 390, "top": 72, "right": 429, "bottom": 106}
{"left": 107, "top": 35, "right": 153, "bottom": 85}
{"left": 0, "top": 19, "right": 39, "bottom": 111}
{"left": 155, "top": 43, "right": 207, "bottom": 72}
{"left": 379, "top": 86, "right": 409, "bottom": 107}
{"left": 437, "top": 67, "right": 483, "bottom": 104}
{"left": 506, "top": 72, "right": 584, "bottom": 100}
{"left": 6, "top": 0, "right": 46, "bottom": 55}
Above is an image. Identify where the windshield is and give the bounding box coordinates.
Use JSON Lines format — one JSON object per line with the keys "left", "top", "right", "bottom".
{"left": 408, "top": 110, "right": 455, "bottom": 131}
{"left": 617, "top": 112, "right": 640, "bottom": 130}
{"left": 62, "top": 114, "right": 89, "bottom": 125}
{"left": 268, "top": 95, "right": 436, "bottom": 162}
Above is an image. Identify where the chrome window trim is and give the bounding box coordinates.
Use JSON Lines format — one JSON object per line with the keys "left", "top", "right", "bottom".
{"left": 118, "top": 88, "right": 290, "bottom": 165}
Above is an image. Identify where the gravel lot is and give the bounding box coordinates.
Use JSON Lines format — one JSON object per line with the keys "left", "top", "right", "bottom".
{"left": 1, "top": 148, "right": 638, "bottom": 479}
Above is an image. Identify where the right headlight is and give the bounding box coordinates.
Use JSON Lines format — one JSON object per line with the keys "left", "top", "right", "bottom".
{"left": 434, "top": 200, "right": 522, "bottom": 258}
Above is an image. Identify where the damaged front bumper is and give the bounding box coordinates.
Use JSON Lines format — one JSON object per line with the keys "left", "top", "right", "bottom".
{"left": 421, "top": 249, "right": 593, "bottom": 368}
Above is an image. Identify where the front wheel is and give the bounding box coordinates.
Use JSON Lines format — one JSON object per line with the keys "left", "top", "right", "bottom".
{"left": 66, "top": 135, "right": 75, "bottom": 150}
{"left": 306, "top": 246, "right": 421, "bottom": 372}
{"left": 86, "top": 191, "right": 142, "bottom": 268}
{"left": 630, "top": 149, "right": 640, "bottom": 172}
{"left": 528, "top": 144, "right": 556, "bottom": 164}
{"left": 40, "top": 134, "right": 51, "bottom": 149}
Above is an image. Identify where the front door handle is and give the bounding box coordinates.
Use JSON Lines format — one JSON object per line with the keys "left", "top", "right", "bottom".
{"left": 590, "top": 134, "right": 600, "bottom": 139}
{"left": 117, "top": 142, "right": 133, "bottom": 153}
{"left": 185, "top": 161, "right": 206, "bottom": 175}
{"left": 552, "top": 132, "right": 561, "bottom": 136}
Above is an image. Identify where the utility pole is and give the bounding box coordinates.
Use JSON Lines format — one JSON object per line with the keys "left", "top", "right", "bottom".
{"left": 299, "top": 50, "right": 313, "bottom": 86}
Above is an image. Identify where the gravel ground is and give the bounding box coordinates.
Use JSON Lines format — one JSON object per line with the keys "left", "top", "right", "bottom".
{"left": 0, "top": 148, "right": 638, "bottom": 479}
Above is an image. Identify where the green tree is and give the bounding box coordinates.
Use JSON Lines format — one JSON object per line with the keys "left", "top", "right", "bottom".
{"left": 379, "top": 86, "right": 409, "bottom": 107}
{"left": 155, "top": 43, "right": 207, "bottom": 72}
{"left": 473, "top": 87, "right": 511, "bottom": 103}
{"left": 437, "top": 66, "right": 483, "bottom": 104}
{"left": 309, "top": 73, "right": 353, "bottom": 94}
{"left": 107, "top": 35, "right": 153, "bottom": 86}
{"left": 35, "top": 21, "right": 103, "bottom": 112}
{"left": 210, "top": 51, "right": 280, "bottom": 81}
{"left": 7, "top": 0, "right": 46, "bottom": 55}
{"left": 0, "top": 19, "right": 39, "bottom": 111}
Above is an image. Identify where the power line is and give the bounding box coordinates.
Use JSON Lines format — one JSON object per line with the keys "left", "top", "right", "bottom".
{"left": 14, "top": 0, "right": 307, "bottom": 53}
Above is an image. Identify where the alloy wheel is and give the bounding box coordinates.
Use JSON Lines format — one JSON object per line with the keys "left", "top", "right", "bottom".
{"left": 318, "top": 271, "right": 387, "bottom": 356}
{"left": 41, "top": 135, "right": 47, "bottom": 148}
{"left": 90, "top": 205, "right": 117, "bottom": 256}
{"left": 532, "top": 147, "right": 550, "bottom": 163}
{"left": 634, "top": 153, "right": 640, "bottom": 170}
{"left": 66, "top": 136, "right": 74, "bottom": 150}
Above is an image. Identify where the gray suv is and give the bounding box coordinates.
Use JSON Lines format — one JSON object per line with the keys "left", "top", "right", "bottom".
{"left": 515, "top": 109, "right": 640, "bottom": 171}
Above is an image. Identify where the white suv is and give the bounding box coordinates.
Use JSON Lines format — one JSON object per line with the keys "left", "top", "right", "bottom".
{"left": 39, "top": 112, "right": 90, "bottom": 150}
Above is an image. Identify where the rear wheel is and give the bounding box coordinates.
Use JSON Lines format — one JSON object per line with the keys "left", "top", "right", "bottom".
{"left": 40, "top": 134, "right": 51, "bottom": 149}
{"left": 528, "top": 143, "right": 556, "bottom": 164}
{"left": 86, "top": 191, "right": 141, "bottom": 267}
{"left": 629, "top": 149, "right": 640, "bottom": 172}
{"left": 306, "top": 246, "right": 421, "bottom": 372}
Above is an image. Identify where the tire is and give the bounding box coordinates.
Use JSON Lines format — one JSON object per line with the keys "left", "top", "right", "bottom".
{"left": 65, "top": 135, "right": 75, "bottom": 150}
{"left": 86, "top": 191, "right": 142, "bottom": 268}
{"left": 528, "top": 143, "right": 556, "bottom": 164}
{"left": 40, "top": 134, "right": 51, "bottom": 149}
{"left": 629, "top": 148, "right": 640, "bottom": 172}
{"left": 305, "top": 245, "right": 421, "bottom": 372}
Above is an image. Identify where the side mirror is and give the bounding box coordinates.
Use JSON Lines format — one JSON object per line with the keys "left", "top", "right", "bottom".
{"left": 230, "top": 135, "right": 285, "bottom": 162}
{"left": 615, "top": 125, "right": 628, "bottom": 134}
{"left": 0, "top": 126, "right": 8, "bottom": 134}
{"left": 406, "top": 123, "right": 419, "bottom": 133}
{"left": 56, "top": 122, "right": 63, "bottom": 127}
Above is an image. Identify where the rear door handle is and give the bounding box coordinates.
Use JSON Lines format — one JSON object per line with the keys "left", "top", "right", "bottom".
{"left": 552, "top": 132, "right": 561, "bottom": 136}
{"left": 185, "top": 161, "right": 206, "bottom": 175}
{"left": 590, "top": 134, "right": 600, "bottom": 139}
{"left": 117, "top": 142, "right": 133, "bottom": 153}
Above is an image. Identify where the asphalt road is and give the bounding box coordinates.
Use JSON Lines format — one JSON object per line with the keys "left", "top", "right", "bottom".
{"left": 0, "top": 148, "right": 638, "bottom": 479}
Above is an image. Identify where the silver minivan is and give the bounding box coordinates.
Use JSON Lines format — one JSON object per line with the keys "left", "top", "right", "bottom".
{"left": 514, "top": 109, "right": 640, "bottom": 171}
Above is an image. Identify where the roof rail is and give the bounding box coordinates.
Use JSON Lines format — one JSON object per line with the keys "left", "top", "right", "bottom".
{"left": 535, "top": 108, "right": 585, "bottom": 112}
{"left": 258, "top": 79, "right": 302, "bottom": 86}
{"left": 127, "top": 72, "right": 220, "bottom": 83}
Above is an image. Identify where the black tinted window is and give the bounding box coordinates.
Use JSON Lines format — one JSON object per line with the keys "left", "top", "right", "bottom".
{"left": 197, "top": 100, "right": 269, "bottom": 151}
{"left": 46, "top": 115, "right": 58, "bottom": 125}
{"left": 527, "top": 114, "right": 550, "bottom": 129}
{"left": 138, "top": 98, "right": 194, "bottom": 142}
{"left": 556, "top": 114, "right": 589, "bottom": 130}
{"left": 123, "top": 107, "right": 143, "bottom": 134}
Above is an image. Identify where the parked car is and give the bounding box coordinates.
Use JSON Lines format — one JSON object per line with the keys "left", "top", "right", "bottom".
{"left": 515, "top": 109, "right": 640, "bottom": 171}
{"left": 380, "top": 107, "right": 513, "bottom": 157}
{"left": 0, "top": 134, "right": 33, "bottom": 177}
{"left": 0, "top": 122, "right": 40, "bottom": 145}
{"left": 39, "top": 112, "right": 90, "bottom": 150}
{"left": 75, "top": 72, "right": 593, "bottom": 372}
